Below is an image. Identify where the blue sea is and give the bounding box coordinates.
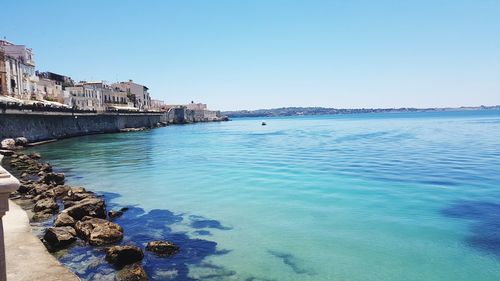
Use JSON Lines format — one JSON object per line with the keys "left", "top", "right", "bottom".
{"left": 31, "top": 110, "right": 500, "bottom": 281}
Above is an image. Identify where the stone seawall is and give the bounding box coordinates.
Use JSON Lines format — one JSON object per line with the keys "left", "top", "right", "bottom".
{"left": 0, "top": 112, "right": 162, "bottom": 142}
{"left": 163, "top": 108, "right": 228, "bottom": 124}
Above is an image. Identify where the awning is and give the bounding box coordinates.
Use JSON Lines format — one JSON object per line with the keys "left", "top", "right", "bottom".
{"left": 108, "top": 105, "right": 139, "bottom": 111}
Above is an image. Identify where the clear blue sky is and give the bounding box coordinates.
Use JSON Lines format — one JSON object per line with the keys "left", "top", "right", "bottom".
{"left": 1, "top": 0, "right": 499, "bottom": 110}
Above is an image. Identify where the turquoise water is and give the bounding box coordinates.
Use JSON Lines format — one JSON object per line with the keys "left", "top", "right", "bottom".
{"left": 32, "top": 110, "right": 500, "bottom": 281}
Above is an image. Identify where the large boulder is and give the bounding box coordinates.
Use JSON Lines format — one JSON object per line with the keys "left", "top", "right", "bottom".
{"left": 106, "top": 245, "right": 144, "bottom": 267}
{"left": 17, "top": 182, "right": 35, "bottom": 194}
{"left": 43, "top": 226, "right": 77, "bottom": 252}
{"left": 15, "top": 137, "right": 29, "bottom": 147}
{"left": 51, "top": 185, "right": 71, "bottom": 198}
{"left": 54, "top": 212, "right": 76, "bottom": 227}
{"left": 33, "top": 198, "right": 59, "bottom": 213}
{"left": 117, "top": 263, "right": 148, "bottom": 281}
{"left": 63, "top": 197, "right": 106, "bottom": 220}
{"left": 145, "top": 241, "right": 179, "bottom": 256}
{"left": 75, "top": 217, "right": 123, "bottom": 246}
{"left": 1, "top": 138, "right": 16, "bottom": 150}
{"left": 28, "top": 184, "right": 51, "bottom": 196}
{"left": 40, "top": 172, "right": 65, "bottom": 186}
{"left": 31, "top": 210, "right": 54, "bottom": 222}
{"left": 62, "top": 187, "right": 96, "bottom": 207}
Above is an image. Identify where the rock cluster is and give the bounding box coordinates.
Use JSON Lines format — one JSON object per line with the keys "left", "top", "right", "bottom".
{"left": 0, "top": 137, "right": 29, "bottom": 151}
{"left": 4, "top": 150, "right": 181, "bottom": 281}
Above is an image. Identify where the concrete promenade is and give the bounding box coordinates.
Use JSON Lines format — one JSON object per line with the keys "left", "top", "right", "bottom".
{"left": 4, "top": 200, "right": 79, "bottom": 281}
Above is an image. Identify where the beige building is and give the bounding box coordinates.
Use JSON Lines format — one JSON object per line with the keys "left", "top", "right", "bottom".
{"left": 0, "top": 40, "right": 37, "bottom": 100}
{"left": 36, "top": 78, "right": 64, "bottom": 103}
{"left": 112, "top": 80, "right": 151, "bottom": 111}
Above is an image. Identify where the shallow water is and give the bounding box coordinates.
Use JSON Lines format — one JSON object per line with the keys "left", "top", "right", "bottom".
{"left": 31, "top": 110, "right": 500, "bottom": 281}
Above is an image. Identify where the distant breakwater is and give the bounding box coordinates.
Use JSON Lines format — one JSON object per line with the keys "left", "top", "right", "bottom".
{"left": 0, "top": 108, "right": 228, "bottom": 142}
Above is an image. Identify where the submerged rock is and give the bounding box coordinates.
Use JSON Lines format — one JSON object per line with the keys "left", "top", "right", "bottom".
{"left": 145, "top": 241, "right": 179, "bottom": 256}
{"left": 63, "top": 197, "right": 106, "bottom": 220}
{"left": 54, "top": 212, "right": 76, "bottom": 227}
{"left": 117, "top": 263, "right": 148, "bottom": 281}
{"left": 106, "top": 245, "right": 144, "bottom": 267}
{"left": 75, "top": 217, "right": 123, "bottom": 246}
{"left": 33, "top": 197, "right": 58, "bottom": 213}
{"left": 108, "top": 210, "right": 124, "bottom": 219}
{"left": 43, "top": 226, "right": 77, "bottom": 252}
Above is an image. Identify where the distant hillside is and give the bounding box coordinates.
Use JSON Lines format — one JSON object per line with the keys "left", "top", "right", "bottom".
{"left": 222, "top": 105, "right": 500, "bottom": 118}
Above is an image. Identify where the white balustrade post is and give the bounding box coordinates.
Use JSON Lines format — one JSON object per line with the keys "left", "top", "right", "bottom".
{"left": 0, "top": 156, "right": 20, "bottom": 281}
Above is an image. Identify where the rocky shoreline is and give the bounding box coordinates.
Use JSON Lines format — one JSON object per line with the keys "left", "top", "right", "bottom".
{"left": 1, "top": 145, "right": 180, "bottom": 281}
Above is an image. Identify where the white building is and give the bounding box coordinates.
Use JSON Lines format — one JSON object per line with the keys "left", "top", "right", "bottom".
{"left": 0, "top": 40, "right": 38, "bottom": 100}
{"left": 65, "top": 84, "right": 102, "bottom": 111}
{"left": 112, "top": 80, "right": 151, "bottom": 111}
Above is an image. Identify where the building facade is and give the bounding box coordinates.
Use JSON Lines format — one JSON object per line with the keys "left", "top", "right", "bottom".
{"left": 112, "top": 80, "right": 151, "bottom": 111}
{"left": 36, "top": 78, "right": 64, "bottom": 103}
{"left": 0, "top": 40, "right": 38, "bottom": 100}
{"left": 65, "top": 85, "right": 102, "bottom": 111}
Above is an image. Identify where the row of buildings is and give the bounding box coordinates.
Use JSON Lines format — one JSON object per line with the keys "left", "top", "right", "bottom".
{"left": 0, "top": 39, "right": 166, "bottom": 112}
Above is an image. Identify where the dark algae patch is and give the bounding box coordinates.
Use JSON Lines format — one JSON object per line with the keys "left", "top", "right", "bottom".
{"left": 442, "top": 200, "right": 500, "bottom": 258}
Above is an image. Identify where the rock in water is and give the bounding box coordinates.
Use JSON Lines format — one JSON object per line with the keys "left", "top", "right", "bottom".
{"left": 40, "top": 172, "right": 65, "bottom": 185}
{"left": 117, "top": 263, "right": 148, "bottom": 281}
{"left": 54, "top": 212, "right": 76, "bottom": 227}
{"left": 28, "top": 152, "right": 41, "bottom": 159}
{"left": 108, "top": 210, "right": 124, "bottom": 219}
{"left": 39, "top": 163, "right": 52, "bottom": 173}
{"left": 75, "top": 217, "right": 123, "bottom": 246}
{"left": 0, "top": 150, "right": 14, "bottom": 156}
{"left": 63, "top": 198, "right": 106, "bottom": 220}
{"left": 106, "top": 245, "right": 144, "bottom": 267}
{"left": 43, "top": 226, "right": 77, "bottom": 252}
{"left": 33, "top": 198, "right": 59, "bottom": 213}
{"left": 1, "top": 138, "right": 16, "bottom": 150}
{"left": 15, "top": 137, "right": 29, "bottom": 147}
{"left": 145, "top": 241, "right": 179, "bottom": 256}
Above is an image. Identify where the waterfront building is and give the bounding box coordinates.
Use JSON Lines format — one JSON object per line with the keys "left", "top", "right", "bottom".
{"left": 0, "top": 40, "right": 37, "bottom": 100}
{"left": 35, "top": 72, "right": 74, "bottom": 104}
{"left": 112, "top": 80, "right": 151, "bottom": 111}
{"left": 65, "top": 84, "right": 102, "bottom": 111}
{"left": 104, "top": 86, "right": 136, "bottom": 111}
{"left": 36, "top": 77, "right": 64, "bottom": 103}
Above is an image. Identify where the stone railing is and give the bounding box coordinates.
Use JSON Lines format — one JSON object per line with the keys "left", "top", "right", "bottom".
{"left": 0, "top": 155, "right": 19, "bottom": 281}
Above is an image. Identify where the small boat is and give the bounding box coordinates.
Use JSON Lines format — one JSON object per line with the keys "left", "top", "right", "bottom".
{"left": 261, "top": 122, "right": 267, "bottom": 126}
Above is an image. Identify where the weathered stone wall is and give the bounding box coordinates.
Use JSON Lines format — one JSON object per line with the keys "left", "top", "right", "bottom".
{"left": 0, "top": 112, "right": 162, "bottom": 142}
{"left": 162, "top": 108, "right": 225, "bottom": 124}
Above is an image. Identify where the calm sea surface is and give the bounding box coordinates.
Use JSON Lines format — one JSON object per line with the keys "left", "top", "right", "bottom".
{"left": 31, "top": 110, "right": 500, "bottom": 281}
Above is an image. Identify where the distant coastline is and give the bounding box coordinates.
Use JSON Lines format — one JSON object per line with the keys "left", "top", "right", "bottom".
{"left": 223, "top": 105, "right": 500, "bottom": 118}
